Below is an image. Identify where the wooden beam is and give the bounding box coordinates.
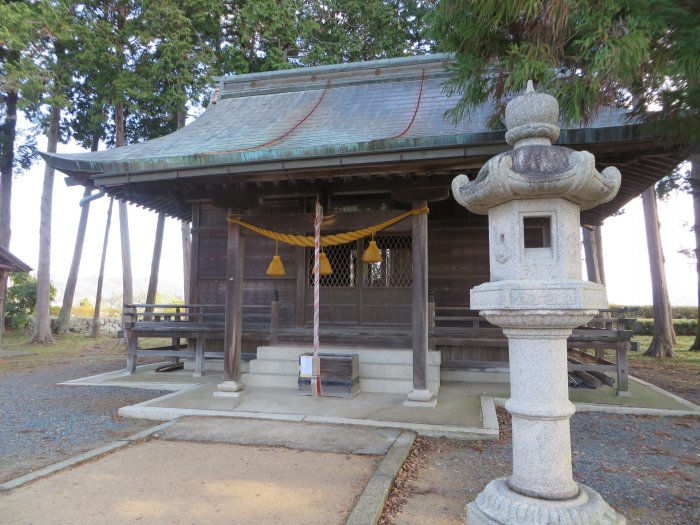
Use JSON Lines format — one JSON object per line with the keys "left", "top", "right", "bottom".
{"left": 412, "top": 200, "right": 429, "bottom": 392}
{"left": 224, "top": 215, "right": 244, "bottom": 382}
{"left": 392, "top": 187, "right": 450, "bottom": 203}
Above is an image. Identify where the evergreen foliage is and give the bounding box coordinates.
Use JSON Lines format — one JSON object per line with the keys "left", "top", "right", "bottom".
{"left": 430, "top": 0, "right": 700, "bottom": 143}
{"left": 4, "top": 272, "right": 56, "bottom": 329}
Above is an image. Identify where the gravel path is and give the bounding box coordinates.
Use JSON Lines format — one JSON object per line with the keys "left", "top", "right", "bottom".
{"left": 0, "top": 359, "right": 166, "bottom": 482}
{"left": 383, "top": 409, "right": 700, "bottom": 525}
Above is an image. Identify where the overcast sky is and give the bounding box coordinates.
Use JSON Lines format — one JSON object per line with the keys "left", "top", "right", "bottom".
{"left": 7, "top": 133, "right": 697, "bottom": 308}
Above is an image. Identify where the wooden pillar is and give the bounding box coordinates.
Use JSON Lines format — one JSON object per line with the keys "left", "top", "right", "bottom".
{"left": 594, "top": 225, "right": 607, "bottom": 286}
{"left": 407, "top": 200, "right": 433, "bottom": 404}
{"left": 616, "top": 340, "right": 630, "bottom": 396}
{"left": 582, "top": 226, "right": 601, "bottom": 284}
{"left": 218, "top": 215, "right": 245, "bottom": 393}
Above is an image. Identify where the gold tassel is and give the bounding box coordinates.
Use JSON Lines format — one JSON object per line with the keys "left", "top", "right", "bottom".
{"left": 362, "top": 237, "right": 382, "bottom": 263}
{"left": 266, "top": 242, "right": 286, "bottom": 276}
{"left": 319, "top": 251, "right": 333, "bottom": 275}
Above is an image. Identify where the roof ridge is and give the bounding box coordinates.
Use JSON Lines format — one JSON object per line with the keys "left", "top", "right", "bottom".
{"left": 215, "top": 53, "right": 453, "bottom": 84}
{"left": 217, "top": 54, "right": 453, "bottom": 98}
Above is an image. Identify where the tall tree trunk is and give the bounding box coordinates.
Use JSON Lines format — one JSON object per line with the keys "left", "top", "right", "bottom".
{"left": 582, "top": 226, "right": 601, "bottom": 284}
{"left": 0, "top": 269, "right": 5, "bottom": 345}
{"left": 0, "top": 91, "right": 17, "bottom": 248}
{"left": 145, "top": 213, "right": 165, "bottom": 310}
{"left": 56, "top": 186, "right": 93, "bottom": 334}
{"left": 642, "top": 187, "right": 675, "bottom": 356}
{"left": 0, "top": 90, "right": 18, "bottom": 337}
{"left": 30, "top": 105, "right": 60, "bottom": 343}
{"left": 57, "top": 135, "right": 101, "bottom": 334}
{"left": 181, "top": 221, "right": 191, "bottom": 303}
{"left": 688, "top": 156, "right": 700, "bottom": 350}
{"left": 90, "top": 197, "right": 113, "bottom": 337}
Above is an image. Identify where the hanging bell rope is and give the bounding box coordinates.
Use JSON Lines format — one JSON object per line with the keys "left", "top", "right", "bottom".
{"left": 227, "top": 207, "right": 429, "bottom": 247}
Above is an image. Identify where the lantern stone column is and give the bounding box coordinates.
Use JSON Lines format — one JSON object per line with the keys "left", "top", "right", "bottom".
{"left": 452, "top": 82, "right": 626, "bottom": 524}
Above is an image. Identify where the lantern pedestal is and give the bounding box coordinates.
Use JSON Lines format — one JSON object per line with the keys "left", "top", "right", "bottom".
{"left": 468, "top": 478, "right": 625, "bottom": 525}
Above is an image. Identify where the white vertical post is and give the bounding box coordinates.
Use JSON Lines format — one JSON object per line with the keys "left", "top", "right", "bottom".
{"left": 312, "top": 201, "right": 322, "bottom": 396}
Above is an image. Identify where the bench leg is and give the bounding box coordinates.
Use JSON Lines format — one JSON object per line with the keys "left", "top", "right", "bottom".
{"left": 170, "top": 337, "right": 180, "bottom": 364}
{"left": 595, "top": 347, "right": 604, "bottom": 361}
{"left": 616, "top": 341, "right": 630, "bottom": 396}
{"left": 126, "top": 335, "right": 138, "bottom": 374}
{"left": 194, "top": 337, "right": 204, "bottom": 377}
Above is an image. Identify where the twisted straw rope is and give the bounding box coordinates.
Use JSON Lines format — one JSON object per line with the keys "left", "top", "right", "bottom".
{"left": 227, "top": 207, "right": 429, "bottom": 247}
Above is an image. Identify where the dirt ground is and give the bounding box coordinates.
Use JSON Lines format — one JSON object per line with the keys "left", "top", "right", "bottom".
{"left": 381, "top": 409, "right": 700, "bottom": 525}
{"left": 0, "top": 440, "right": 378, "bottom": 525}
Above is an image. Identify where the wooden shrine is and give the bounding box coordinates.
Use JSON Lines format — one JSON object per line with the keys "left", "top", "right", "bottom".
{"left": 42, "top": 54, "right": 688, "bottom": 397}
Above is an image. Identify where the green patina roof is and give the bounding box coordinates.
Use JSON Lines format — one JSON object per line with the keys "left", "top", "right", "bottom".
{"left": 43, "top": 53, "right": 638, "bottom": 183}
{"left": 40, "top": 54, "right": 687, "bottom": 222}
{"left": 0, "top": 246, "right": 32, "bottom": 273}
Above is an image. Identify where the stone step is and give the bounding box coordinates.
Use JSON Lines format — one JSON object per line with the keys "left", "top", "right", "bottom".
{"left": 359, "top": 378, "right": 441, "bottom": 395}
{"left": 244, "top": 372, "right": 299, "bottom": 389}
{"left": 248, "top": 359, "right": 295, "bottom": 375}
{"left": 243, "top": 372, "right": 440, "bottom": 395}
{"left": 246, "top": 344, "right": 442, "bottom": 395}
{"left": 255, "top": 345, "right": 441, "bottom": 365}
{"left": 359, "top": 363, "right": 441, "bottom": 381}
{"left": 249, "top": 359, "right": 440, "bottom": 381}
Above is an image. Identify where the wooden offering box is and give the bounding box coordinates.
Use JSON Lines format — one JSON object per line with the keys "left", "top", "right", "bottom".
{"left": 298, "top": 353, "right": 360, "bottom": 398}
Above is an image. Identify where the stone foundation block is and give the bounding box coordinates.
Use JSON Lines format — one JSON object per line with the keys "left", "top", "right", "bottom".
{"left": 467, "top": 478, "right": 626, "bottom": 525}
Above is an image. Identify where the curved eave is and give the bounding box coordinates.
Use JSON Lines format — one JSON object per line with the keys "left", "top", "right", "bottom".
{"left": 0, "top": 246, "right": 32, "bottom": 273}
{"left": 41, "top": 124, "right": 651, "bottom": 185}
{"left": 39, "top": 151, "right": 105, "bottom": 179}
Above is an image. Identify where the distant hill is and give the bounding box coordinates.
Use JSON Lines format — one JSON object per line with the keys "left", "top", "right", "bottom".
{"left": 51, "top": 274, "right": 184, "bottom": 308}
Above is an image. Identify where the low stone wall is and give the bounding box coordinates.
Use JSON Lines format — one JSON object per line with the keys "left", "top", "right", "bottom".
{"left": 50, "top": 317, "right": 121, "bottom": 335}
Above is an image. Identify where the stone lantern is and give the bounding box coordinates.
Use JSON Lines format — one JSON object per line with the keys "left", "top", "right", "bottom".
{"left": 452, "top": 82, "right": 626, "bottom": 524}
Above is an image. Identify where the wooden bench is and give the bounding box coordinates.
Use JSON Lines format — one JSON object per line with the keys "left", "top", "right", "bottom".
{"left": 567, "top": 309, "right": 637, "bottom": 394}
{"left": 430, "top": 305, "right": 635, "bottom": 394}
{"left": 123, "top": 304, "right": 225, "bottom": 376}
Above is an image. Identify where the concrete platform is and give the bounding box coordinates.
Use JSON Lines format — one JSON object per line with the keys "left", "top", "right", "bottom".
{"left": 62, "top": 364, "right": 498, "bottom": 440}
{"left": 61, "top": 363, "right": 699, "bottom": 444}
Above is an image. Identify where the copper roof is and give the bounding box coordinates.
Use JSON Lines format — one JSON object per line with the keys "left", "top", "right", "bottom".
{"left": 41, "top": 54, "right": 688, "bottom": 223}
{"left": 0, "top": 246, "right": 32, "bottom": 273}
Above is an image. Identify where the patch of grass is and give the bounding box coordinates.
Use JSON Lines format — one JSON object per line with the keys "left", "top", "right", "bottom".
{"left": 0, "top": 330, "right": 181, "bottom": 373}
{"left": 1, "top": 329, "right": 120, "bottom": 354}
{"left": 0, "top": 330, "right": 125, "bottom": 373}
{"left": 630, "top": 336, "right": 700, "bottom": 364}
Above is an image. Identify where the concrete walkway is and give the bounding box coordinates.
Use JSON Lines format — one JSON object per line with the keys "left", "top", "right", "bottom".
{"left": 0, "top": 417, "right": 415, "bottom": 525}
